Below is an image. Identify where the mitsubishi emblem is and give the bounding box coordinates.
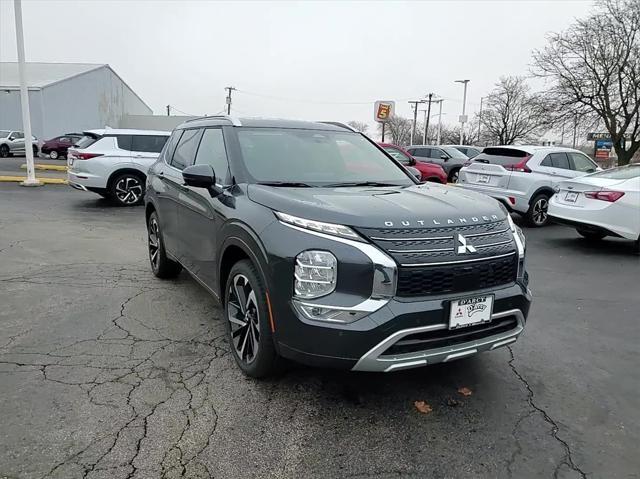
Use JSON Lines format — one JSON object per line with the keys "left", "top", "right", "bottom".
{"left": 457, "top": 234, "right": 477, "bottom": 254}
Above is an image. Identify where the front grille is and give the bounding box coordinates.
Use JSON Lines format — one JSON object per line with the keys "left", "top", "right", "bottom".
{"left": 355, "top": 220, "right": 515, "bottom": 266}
{"left": 381, "top": 316, "right": 518, "bottom": 357}
{"left": 396, "top": 253, "right": 518, "bottom": 297}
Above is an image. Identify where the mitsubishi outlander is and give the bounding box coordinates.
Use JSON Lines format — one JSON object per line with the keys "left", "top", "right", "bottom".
{"left": 145, "top": 117, "right": 531, "bottom": 377}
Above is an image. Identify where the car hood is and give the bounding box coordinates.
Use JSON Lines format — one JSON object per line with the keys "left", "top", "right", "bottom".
{"left": 247, "top": 183, "right": 506, "bottom": 228}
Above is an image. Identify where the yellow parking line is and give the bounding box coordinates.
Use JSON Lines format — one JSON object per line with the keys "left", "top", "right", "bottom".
{"left": 20, "top": 163, "right": 68, "bottom": 171}
{"left": 0, "top": 175, "right": 68, "bottom": 184}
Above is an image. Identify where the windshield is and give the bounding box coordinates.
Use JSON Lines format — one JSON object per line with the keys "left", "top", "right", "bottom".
{"left": 442, "top": 146, "right": 469, "bottom": 159}
{"left": 0, "top": 130, "right": 9, "bottom": 138}
{"left": 236, "top": 128, "right": 414, "bottom": 186}
{"left": 588, "top": 164, "right": 640, "bottom": 180}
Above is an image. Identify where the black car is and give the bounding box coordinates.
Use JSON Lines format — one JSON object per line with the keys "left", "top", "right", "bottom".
{"left": 145, "top": 117, "right": 531, "bottom": 377}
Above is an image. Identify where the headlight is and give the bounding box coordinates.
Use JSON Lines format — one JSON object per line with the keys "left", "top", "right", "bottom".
{"left": 294, "top": 250, "right": 337, "bottom": 299}
{"left": 275, "top": 211, "right": 362, "bottom": 241}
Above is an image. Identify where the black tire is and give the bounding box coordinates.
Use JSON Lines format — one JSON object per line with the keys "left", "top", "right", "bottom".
{"left": 224, "top": 259, "right": 281, "bottom": 378}
{"left": 634, "top": 237, "right": 640, "bottom": 255}
{"left": 448, "top": 168, "right": 461, "bottom": 184}
{"left": 525, "top": 193, "right": 550, "bottom": 227}
{"left": 109, "top": 172, "right": 145, "bottom": 206}
{"left": 576, "top": 229, "right": 607, "bottom": 241}
{"left": 147, "top": 211, "right": 182, "bottom": 279}
{"left": 49, "top": 150, "right": 59, "bottom": 160}
{"left": 0, "top": 144, "right": 9, "bottom": 158}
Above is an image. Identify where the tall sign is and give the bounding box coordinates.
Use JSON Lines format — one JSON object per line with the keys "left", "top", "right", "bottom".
{"left": 374, "top": 100, "right": 395, "bottom": 142}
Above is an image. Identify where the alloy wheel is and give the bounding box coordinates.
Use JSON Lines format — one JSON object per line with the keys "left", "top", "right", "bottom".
{"left": 0, "top": 145, "right": 8, "bottom": 158}
{"left": 227, "top": 274, "right": 260, "bottom": 364}
{"left": 532, "top": 197, "right": 549, "bottom": 225}
{"left": 115, "top": 176, "right": 143, "bottom": 205}
{"left": 450, "top": 170, "right": 459, "bottom": 183}
{"left": 148, "top": 217, "right": 160, "bottom": 270}
{"left": 49, "top": 150, "right": 58, "bottom": 159}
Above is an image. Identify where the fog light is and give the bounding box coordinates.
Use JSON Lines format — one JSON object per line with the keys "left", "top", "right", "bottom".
{"left": 294, "top": 250, "right": 337, "bottom": 299}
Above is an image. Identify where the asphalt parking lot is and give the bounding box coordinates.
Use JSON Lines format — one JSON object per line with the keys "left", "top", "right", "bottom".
{"left": 1, "top": 184, "right": 638, "bottom": 479}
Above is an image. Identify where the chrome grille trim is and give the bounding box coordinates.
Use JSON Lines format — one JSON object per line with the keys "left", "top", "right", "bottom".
{"left": 474, "top": 239, "right": 513, "bottom": 249}
{"left": 463, "top": 228, "right": 510, "bottom": 238}
{"left": 388, "top": 247, "right": 454, "bottom": 253}
{"left": 369, "top": 235, "right": 453, "bottom": 242}
{"left": 400, "top": 251, "right": 516, "bottom": 267}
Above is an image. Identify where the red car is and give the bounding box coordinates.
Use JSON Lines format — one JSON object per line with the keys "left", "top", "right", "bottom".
{"left": 40, "top": 133, "right": 83, "bottom": 159}
{"left": 378, "top": 143, "right": 448, "bottom": 183}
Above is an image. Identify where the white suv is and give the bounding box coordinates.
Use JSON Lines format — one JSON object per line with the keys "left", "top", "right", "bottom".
{"left": 458, "top": 146, "right": 600, "bottom": 226}
{"left": 67, "top": 129, "right": 170, "bottom": 206}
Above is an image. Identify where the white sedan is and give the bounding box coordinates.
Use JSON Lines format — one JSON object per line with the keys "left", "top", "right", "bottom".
{"left": 549, "top": 164, "right": 640, "bottom": 250}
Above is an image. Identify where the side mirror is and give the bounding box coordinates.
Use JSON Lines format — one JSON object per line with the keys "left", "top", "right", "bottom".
{"left": 441, "top": 155, "right": 449, "bottom": 160}
{"left": 406, "top": 166, "right": 422, "bottom": 181}
{"left": 8, "top": 136, "right": 15, "bottom": 141}
{"left": 409, "top": 157, "right": 416, "bottom": 166}
{"left": 182, "top": 164, "right": 222, "bottom": 195}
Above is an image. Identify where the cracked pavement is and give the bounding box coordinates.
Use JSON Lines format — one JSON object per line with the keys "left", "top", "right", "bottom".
{"left": 1, "top": 184, "right": 638, "bottom": 478}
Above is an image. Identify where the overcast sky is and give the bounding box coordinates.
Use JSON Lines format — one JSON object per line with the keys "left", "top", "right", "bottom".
{"left": 0, "top": 0, "right": 593, "bottom": 130}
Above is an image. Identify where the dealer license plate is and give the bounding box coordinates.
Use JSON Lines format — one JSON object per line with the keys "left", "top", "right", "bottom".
{"left": 449, "top": 295, "right": 494, "bottom": 329}
{"left": 477, "top": 174, "right": 491, "bottom": 184}
{"left": 564, "top": 191, "right": 578, "bottom": 202}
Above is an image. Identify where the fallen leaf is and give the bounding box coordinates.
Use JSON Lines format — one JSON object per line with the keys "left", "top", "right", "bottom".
{"left": 458, "top": 387, "right": 473, "bottom": 396}
{"left": 414, "top": 400, "right": 433, "bottom": 414}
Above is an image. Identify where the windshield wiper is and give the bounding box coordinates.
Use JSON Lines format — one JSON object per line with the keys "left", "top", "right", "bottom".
{"left": 323, "top": 181, "right": 403, "bottom": 188}
{"left": 258, "top": 181, "right": 312, "bottom": 187}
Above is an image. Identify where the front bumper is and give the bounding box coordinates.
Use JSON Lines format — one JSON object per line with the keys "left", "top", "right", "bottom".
{"left": 274, "top": 282, "right": 531, "bottom": 372}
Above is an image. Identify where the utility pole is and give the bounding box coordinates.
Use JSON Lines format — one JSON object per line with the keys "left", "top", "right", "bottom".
{"left": 477, "top": 97, "right": 484, "bottom": 145}
{"left": 435, "top": 99, "right": 444, "bottom": 145}
{"left": 424, "top": 93, "right": 433, "bottom": 145}
{"left": 455, "top": 79, "right": 470, "bottom": 145}
{"left": 14, "top": 0, "right": 40, "bottom": 187}
{"left": 408, "top": 100, "right": 422, "bottom": 145}
{"left": 225, "top": 86, "right": 236, "bottom": 115}
{"left": 419, "top": 109, "right": 427, "bottom": 145}
{"left": 166, "top": 105, "right": 170, "bottom": 116}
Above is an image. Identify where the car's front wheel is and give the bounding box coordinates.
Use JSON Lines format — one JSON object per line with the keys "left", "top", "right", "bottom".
{"left": 449, "top": 168, "right": 460, "bottom": 183}
{"left": 0, "top": 145, "right": 9, "bottom": 158}
{"left": 526, "top": 193, "right": 550, "bottom": 227}
{"left": 576, "top": 229, "right": 607, "bottom": 241}
{"left": 49, "top": 150, "right": 58, "bottom": 160}
{"left": 147, "top": 211, "right": 181, "bottom": 278}
{"left": 110, "top": 172, "right": 145, "bottom": 206}
{"left": 225, "top": 259, "right": 281, "bottom": 378}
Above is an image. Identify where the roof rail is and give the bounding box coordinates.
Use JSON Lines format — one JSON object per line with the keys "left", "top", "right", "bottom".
{"left": 318, "top": 121, "right": 358, "bottom": 132}
{"left": 184, "top": 115, "right": 242, "bottom": 127}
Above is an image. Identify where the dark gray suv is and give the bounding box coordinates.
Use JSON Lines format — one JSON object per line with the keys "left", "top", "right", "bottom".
{"left": 145, "top": 116, "right": 531, "bottom": 378}
{"left": 406, "top": 145, "right": 470, "bottom": 183}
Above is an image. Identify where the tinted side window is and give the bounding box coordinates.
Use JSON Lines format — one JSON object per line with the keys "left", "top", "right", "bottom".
{"left": 430, "top": 148, "right": 443, "bottom": 159}
{"left": 541, "top": 156, "right": 553, "bottom": 167}
{"left": 569, "top": 153, "right": 597, "bottom": 172}
{"left": 194, "top": 129, "right": 230, "bottom": 182}
{"left": 170, "top": 129, "right": 202, "bottom": 170}
{"left": 13, "top": 132, "right": 24, "bottom": 139}
{"left": 549, "top": 152, "right": 570, "bottom": 169}
{"left": 384, "top": 147, "right": 411, "bottom": 165}
{"left": 115, "top": 135, "right": 133, "bottom": 150}
{"left": 131, "top": 135, "right": 169, "bottom": 153}
{"left": 412, "top": 148, "right": 429, "bottom": 158}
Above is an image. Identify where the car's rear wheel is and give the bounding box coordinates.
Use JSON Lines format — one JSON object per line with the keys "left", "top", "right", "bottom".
{"left": 449, "top": 168, "right": 460, "bottom": 183}
{"left": 576, "top": 229, "right": 607, "bottom": 241}
{"left": 147, "top": 211, "right": 181, "bottom": 278}
{"left": 225, "top": 259, "right": 281, "bottom": 378}
{"left": 49, "top": 150, "right": 58, "bottom": 160}
{"left": 526, "top": 193, "right": 550, "bottom": 227}
{"left": 0, "top": 145, "right": 9, "bottom": 158}
{"left": 110, "top": 172, "right": 144, "bottom": 206}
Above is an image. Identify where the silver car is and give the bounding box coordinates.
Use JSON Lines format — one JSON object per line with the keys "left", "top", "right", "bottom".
{"left": 0, "top": 130, "right": 38, "bottom": 158}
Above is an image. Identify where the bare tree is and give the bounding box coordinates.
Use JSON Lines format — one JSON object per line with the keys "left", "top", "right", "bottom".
{"left": 479, "top": 76, "right": 552, "bottom": 145}
{"left": 533, "top": 0, "right": 640, "bottom": 165}
{"left": 377, "top": 115, "right": 413, "bottom": 146}
{"left": 347, "top": 120, "right": 369, "bottom": 133}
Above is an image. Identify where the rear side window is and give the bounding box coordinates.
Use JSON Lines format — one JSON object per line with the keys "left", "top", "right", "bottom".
{"left": 131, "top": 135, "right": 169, "bottom": 153}
{"left": 75, "top": 134, "right": 100, "bottom": 149}
{"left": 115, "top": 135, "right": 133, "bottom": 150}
{"left": 474, "top": 148, "right": 530, "bottom": 166}
{"left": 412, "top": 148, "right": 430, "bottom": 158}
{"left": 194, "top": 129, "right": 230, "bottom": 182}
{"left": 12, "top": 132, "right": 24, "bottom": 139}
{"left": 545, "top": 152, "right": 571, "bottom": 169}
{"left": 170, "top": 128, "right": 202, "bottom": 170}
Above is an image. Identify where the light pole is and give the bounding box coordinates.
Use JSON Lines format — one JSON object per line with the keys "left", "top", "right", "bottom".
{"left": 477, "top": 96, "right": 484, "bottom": 145}
{"left": 14, "top": 0, "right": 40, "bottom": 186}
{"left": 455, "top": 79, "right": 470, "bottom": 145}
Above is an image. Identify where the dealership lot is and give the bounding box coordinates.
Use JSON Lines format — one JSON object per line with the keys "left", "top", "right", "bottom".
{"left": 0, "top": 184, "right": 638, "bottom": 479}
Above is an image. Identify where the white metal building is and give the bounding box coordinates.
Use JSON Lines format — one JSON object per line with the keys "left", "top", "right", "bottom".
{"left": 0, "top": 62, "right": 152, "bottom": 140}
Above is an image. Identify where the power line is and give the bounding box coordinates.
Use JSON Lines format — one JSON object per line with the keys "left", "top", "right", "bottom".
{"left": 236, "top": 89, "right": 416, "bottom": 106}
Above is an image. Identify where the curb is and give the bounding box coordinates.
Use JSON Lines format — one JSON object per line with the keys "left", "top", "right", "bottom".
{"left": 0, "top": 176, "right": 68, "bottom": 184}
{"left": 20, "top": 163, "right": 68, "bottom": 171}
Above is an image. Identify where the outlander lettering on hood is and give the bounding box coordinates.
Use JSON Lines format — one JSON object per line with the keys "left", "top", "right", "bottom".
{"left": 145, "top": 117, "right": 532, "bottom": 378}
